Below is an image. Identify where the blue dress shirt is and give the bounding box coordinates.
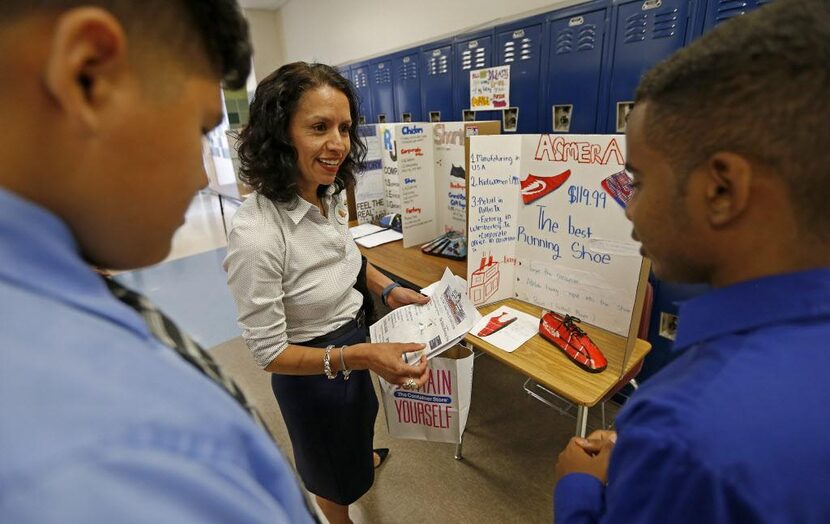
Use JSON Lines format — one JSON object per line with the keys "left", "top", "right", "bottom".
{"left": 0, "top": 189, "right": 313, "bottom": 523}
{"left": 555, "top": 267, "right": 830, "bottom": 523}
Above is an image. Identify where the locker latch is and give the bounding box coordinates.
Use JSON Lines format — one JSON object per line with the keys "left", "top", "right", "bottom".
{"left": 553, "top": 105, "right": 573, "bottom": 132}
{"left": 503, "top": 107, "right": 519, "bottom": 132}
{"left": 616, "top": 102, "right": 634, "bottom": 132}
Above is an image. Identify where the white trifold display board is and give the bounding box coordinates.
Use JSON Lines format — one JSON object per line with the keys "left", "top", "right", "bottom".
{"left": 466, "top": 134, "right": 643, "bottom": 337}
{"left": 380, "top": 123, "right": 437, "bottom": 248}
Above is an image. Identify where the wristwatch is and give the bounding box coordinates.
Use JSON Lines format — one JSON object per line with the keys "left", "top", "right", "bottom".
{"left": 381, "top": 282, "right": 401, "bottom": 307}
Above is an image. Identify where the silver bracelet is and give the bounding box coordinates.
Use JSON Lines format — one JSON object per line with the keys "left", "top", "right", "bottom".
{"left": 323, "top": 345, "right": 337, "bottom": 379}
{"left": 338, "top": 345, "right": 351, "bottom": 381}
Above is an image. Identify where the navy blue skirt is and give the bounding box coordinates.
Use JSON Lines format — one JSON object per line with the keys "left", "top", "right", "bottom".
{"left": 271, "top": 322, "right": 377, "bottom": 505}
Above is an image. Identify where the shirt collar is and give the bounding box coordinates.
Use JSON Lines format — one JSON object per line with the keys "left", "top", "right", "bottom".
{"left": 282, "top": 186, "right": 336, "bottom": 225}
{"left": 0, "top": 187, "right": 150, "bottom": 338}
{"left": 674, "top": 267, "right": 830, "bottom": 351}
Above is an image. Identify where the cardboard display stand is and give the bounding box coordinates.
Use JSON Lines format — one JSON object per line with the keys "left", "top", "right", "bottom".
{"left": 466, "top": 134, "right": 649, "bottom": 378}
{"left": 349, "top": 122, "right": 500, "bottom": 248}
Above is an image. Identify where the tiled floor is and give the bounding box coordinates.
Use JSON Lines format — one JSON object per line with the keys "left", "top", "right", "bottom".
{"left": 166, "top": 190, "right": 234, "bottom": 262}
{"left": 114, "top": 191, "right": 244, "bottom": 347}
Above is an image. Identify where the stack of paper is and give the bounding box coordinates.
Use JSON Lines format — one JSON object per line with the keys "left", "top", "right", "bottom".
{"left": 350, "top": 224, "right": 403, "bottom": 248}
{"left": 369, "top": 268, "right": 481, "bottom": 363}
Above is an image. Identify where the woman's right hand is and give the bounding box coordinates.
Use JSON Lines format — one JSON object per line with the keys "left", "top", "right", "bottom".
{"left": 350, "top": 342, "right": 429, "bottom": 388}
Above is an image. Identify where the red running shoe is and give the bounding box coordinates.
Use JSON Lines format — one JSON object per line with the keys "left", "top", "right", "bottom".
{"left": 539, "top": 312, "right": 607, "bottom": 373}
{"left": 477, "top": 312, "right": 517, "bottom": 337}
{"left": 520, "top": 169, "right": 571, "bottom": 205}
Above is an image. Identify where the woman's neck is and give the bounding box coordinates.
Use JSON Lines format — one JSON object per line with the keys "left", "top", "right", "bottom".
{"left": 298, "top": 186, "right": 326, "bottom": 217}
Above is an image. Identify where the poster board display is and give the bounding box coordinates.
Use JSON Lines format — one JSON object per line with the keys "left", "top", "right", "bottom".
{"left": 379, "top": 124, "right": 404, "bottom": 217}
{"left": 433, "top": 121, "right": 501, "bottom": 235}
{"left": 466, "top": 134, "right": 645, "bottom": 339}
{"left": 349, "top": 124, "right": 386, "bottom": 224}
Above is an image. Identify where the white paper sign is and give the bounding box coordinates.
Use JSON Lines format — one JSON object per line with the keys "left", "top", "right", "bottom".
{"left": 469, "top": 306, "right": 538, "bottom": 352}
{"left": 467, "top": 134, "right": 643, "bottom": 337}
{"left": 470, "top": 65, "right": 510, "bottom": 111}
{"left": 354, "top": 124, "right": 386, "bottom": 224}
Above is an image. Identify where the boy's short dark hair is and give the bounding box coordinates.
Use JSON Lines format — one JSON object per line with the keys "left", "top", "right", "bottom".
{"left": 636, "top": 0, "right": 830, "bottom": 239}
{"left": 1, "top": 0, "right": 252, "bottom": 89}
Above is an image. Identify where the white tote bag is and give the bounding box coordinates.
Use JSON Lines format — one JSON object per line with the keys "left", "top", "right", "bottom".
{"left": 379, "top": 344, "right": 473, "bottom": 444}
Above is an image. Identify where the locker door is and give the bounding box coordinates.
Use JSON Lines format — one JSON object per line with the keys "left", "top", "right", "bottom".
{"left": 496, "top": 19, "right": 544, "bottom": 133}
{"left": 453, "top": 33, "right": 497, "bottom": 123}
{"left": 393, "top": 52, "right": 422, "bottom": 122}
{"left": 545, "top": 5, "right": 608, "bottom": 133}
{"left": 420, "top": 43, "right": 453, "bottom": 123}
{"left": 605, "top": 0, "right": 693, "bottom": 133}
{"left": 370, "top": 59, "right": 395, "bottom": 123}
{"left": 702, "top": 0, "right": 773, "bottom": 33}
{"left": 350, "top": 64, "right": 374, "bottom": 125}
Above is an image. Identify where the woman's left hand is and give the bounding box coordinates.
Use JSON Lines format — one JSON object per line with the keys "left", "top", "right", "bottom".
{"left": 386, "top": 286, "right": 430, "bottom": 310}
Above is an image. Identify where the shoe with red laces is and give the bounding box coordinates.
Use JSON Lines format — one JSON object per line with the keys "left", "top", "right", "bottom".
{"left": 539, "top": 311, "right": 607, "bottom": 373}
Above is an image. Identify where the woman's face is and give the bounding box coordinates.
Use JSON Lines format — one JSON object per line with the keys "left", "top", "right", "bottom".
{"left": 288, "top": 85, "right": 352, "bottom": 200}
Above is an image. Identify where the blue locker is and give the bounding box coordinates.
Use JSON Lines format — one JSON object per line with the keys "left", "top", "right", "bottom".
{"left": 701, "top": 0, "right": 773, "bottom": 33}
{"left": 495, "top": 15, "right": 546, "bottom": 133}
{"left": 350, "top": 63, "right": 374, "bottom": 125}
{"left": 369, "top": 57, "right": 395, "bottom": 123}
{"left": 453, "top": 29, "right": 498, "bottom": 123}
{"left": 392, "top": 50, "right": 422, "bottom": 122}
{"left": 544, "top": 1, "right": 610, "bottom": 134}
{"left": 420, "top": 39, "right": 453, "bottom": 123}
{"left": 604, "top": 0, "right": 695, "bottom": 133}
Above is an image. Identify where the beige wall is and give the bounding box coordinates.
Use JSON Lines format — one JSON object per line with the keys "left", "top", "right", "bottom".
{"left": 276, "top": 0, "right": 583, "bottom": 66}
{"left": 243, "top": 8, "right": 285, "bottom": 81}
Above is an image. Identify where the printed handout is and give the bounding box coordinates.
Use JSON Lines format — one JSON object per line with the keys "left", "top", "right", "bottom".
{"left": 469, "top": 306, "right": 538, "bottom": 353}
{"left": 370, "top": 268, "right": 480, "bottom": 364}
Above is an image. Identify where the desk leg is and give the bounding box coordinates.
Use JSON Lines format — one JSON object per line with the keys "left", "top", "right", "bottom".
{"left": 575, "top": 406, "right": 588, "bottom": 438}
{"left": 218, "top": 194, "right": 228, "bottom": 238}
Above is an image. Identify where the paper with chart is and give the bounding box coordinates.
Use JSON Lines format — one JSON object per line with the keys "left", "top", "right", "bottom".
{"left": 370, "top": 268, "right": 480, "bottom": 364}
{"left": 466, "top": 134, "right": 644, "bottom": 337}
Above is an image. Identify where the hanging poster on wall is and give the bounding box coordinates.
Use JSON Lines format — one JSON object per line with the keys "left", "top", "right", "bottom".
{"left": 470, "top": 65, "right": 510, "bottom": 111}
{"left": 466, "top": 134, "right": 644, "bottom": 337}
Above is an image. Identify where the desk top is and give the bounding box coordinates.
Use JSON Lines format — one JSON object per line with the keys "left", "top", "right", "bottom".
{"left": 355, "top": 228, "right": 652, "bottom": 407}
{"left": 465, "top": 298, "right": 651, "bottom": 407}
{"left": 355, "top": 233, "right": 466, "bottom": 290}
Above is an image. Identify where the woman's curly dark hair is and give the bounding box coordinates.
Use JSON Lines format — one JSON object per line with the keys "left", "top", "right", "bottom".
{"left": 236, "top": 62, "right": 367, "bottom": 203}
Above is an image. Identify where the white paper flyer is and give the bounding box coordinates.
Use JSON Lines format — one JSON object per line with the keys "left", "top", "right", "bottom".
{"left": 369, "top": 268, "right": 480, "bottom": 363}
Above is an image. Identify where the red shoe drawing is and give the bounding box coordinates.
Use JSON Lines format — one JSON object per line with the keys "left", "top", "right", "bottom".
{"left": 477, "top": 311, "right": 517, "bottom": 337}
{"left": 520, "top": 169, "right": 572, "bottom": 205}
{"left": 539, "top": 311, "right": 607, "bottom": 373}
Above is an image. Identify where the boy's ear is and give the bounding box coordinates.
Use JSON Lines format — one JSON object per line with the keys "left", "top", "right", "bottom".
{"left": 43, "top": 7, "right": 127, "bottom": 133}
{"left": 702, "top": 151, "right": 753, "bottom": 229}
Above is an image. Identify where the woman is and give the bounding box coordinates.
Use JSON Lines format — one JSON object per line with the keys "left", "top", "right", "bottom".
{"left": 224, "top": 62, "right": 429, "bottom": 524}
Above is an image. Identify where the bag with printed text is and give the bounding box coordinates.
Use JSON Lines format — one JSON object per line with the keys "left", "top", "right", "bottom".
{"left": 379, "top": 344, "right": 473, "bottom": 444}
